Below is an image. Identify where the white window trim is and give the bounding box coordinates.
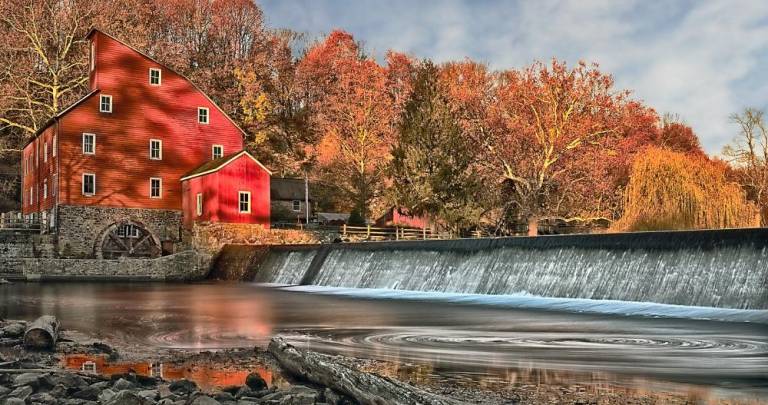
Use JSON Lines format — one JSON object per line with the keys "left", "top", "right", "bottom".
{"left": 44, "top": 142, "right": 48, "bottom": 162}
{"left": 239, "top": 191, "right": 251, "bottom": 214}
{"left": 150, "top": 139, "right": 162, "bottom": 160}
{"left": 90, "top": 42, "right": 95, "bottom": 72}
{"left": 52, "top": 174, "right": 57, "bottom": 197}
{"left": 198, "top": 107, "right": 209, "bottom": 124}
{"left": 82, "top": 173, "right": 96, "bottom": 197}
{"left": 149, "top": 68, "right": 162, "bottom": 86}
{"left": 100, "top": 95, "right": 112, "bottom": 113}
{"left": 196, "top": 193, "right": 203, "bottom": 216}
{"left": 150, "top": 177, "right": 162, "bottom": 199}
{"left": 292, "top": 200, "right": 301, "bottom": 212}
{"left": 82, "top": 361, "right": 96, "bottom": 373}
{"left": 43, "top": 180, "right": 48, "bottom": 199}
{"left": 212, "top": 144, "right": 223, "bottom": 159}
{"left": 82, "top": 133, "right": 96, "bottom": 155}
{"left": 52, "top": 135, "right": 57, "bottom": 157}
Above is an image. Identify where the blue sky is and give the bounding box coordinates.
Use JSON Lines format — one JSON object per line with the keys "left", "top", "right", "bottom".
{"left": 259, "top": 0, "right": 768, "bottom": 154}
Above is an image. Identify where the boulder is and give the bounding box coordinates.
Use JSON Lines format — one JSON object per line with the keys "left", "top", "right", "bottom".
{"left": 138, "top": 389, "right": 159, "bottom": 401}
{"left": 168, "top": 379, "right": 197, "bottom": 395}
{"left": 99, "top": 388, "right": 117, "bottom": 403}
{"left": 113, "top": 378, "right": 136, "bottom": 391}
{"left": 2, "top": 322, "right": 26, "bottom": 338}
{"left": 72, "top": 385, "right": 101, "bottom": 400}
{"left": 189, "top": 395, "right": 221, "bottom": 405}
{"left": 244, "top": 372, "right": 267, "bottom": 391}
{"left": 8, "top": 385, "right": 34, "bottom": 401}
{"left": 105, "top": 390, "right": 153, "bottom": 405}
{"left": 13, "top": 372, "right": 42, "bottom": 388}
{"left": 4, "top": 398, "right": 26, "bottom": 405}
{"left": 29, "top": 392, "right": 57, "bottom": 405}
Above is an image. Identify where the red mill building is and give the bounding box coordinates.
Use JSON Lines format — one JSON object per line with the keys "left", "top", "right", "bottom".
{"left": 21, "top": 29, "right": 270, "bottom": 258}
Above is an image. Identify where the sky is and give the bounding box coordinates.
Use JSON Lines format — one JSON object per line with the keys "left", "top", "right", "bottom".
{"left": 259, "top": 0, "right": 768, "bottom": 155}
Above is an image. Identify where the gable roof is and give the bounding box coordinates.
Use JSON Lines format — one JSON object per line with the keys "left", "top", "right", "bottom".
{"left": 86, "top": 28, "right": 248, "bottom": 138}
{"left": 270, "top": 177, "right": 313, "bottom": 201}
{"left": 25, "top": 89, "right": 100, "bottom": 147}
{"left": 180, "top": 150, "right": 272, "bottom": 181}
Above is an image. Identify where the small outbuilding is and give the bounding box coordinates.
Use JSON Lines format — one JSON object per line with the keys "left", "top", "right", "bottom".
{"left": 180, "top": 150, "right": 271, "bottom": 228}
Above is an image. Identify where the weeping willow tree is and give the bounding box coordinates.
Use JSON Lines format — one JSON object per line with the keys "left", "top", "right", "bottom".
{"left": 617, "top": 147, "right": 759, "bottom": 231}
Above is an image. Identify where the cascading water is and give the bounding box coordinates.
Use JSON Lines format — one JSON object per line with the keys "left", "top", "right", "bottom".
{"left": 222, "top": 228, "right": 768, "bottom": 309}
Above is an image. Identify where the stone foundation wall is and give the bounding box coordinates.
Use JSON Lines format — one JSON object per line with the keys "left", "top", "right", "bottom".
{"left": 189, "top": 222, "right": 326, "bottom": 254}
{"left": 0, "top": 233, "right": 56, "bottom": 258}
{"left": 0, "top": 250, "right": 211, "bottom": 281}
{"left": 57, "top": 205, "right": 183, "bottom": 258}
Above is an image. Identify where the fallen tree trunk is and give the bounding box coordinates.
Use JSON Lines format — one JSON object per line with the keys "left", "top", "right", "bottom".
{"left": 268, "top": 337, "right": 460, "bottom": 405}
{"left": 23, "top": 316, "right": 59, "bottom": 350}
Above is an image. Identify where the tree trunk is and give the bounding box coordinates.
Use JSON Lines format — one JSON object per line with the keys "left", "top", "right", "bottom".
{"left": 268, "top": 337, "right": 458, "bottom": 405}
{"left": 23, "top": 315, "right": 59, "bottom": 350}
{"left": 527, "top": 216, "right": 539, "bottom": 236}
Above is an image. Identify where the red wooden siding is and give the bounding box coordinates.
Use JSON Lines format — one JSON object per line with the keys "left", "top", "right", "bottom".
{"left": 22, "top": 126, "right": 57, "bottom": 215}
{"left": 182, "top": 153, "right": 270, "bottom": 228}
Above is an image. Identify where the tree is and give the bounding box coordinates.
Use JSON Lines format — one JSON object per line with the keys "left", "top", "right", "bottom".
{"left": 296, "top": 30, "right": 409, "bottom": 219}
{"left": 389, "top": 61, "right": 483, "bottom": 231}
{"left": 659, "top": 114, "right": 705, "bottom": 156}
{"left": 723, "top": 108, "right": 768, "bottom": 225}
{"left": 618, "top": 147, "right": 759, "bottom": 231}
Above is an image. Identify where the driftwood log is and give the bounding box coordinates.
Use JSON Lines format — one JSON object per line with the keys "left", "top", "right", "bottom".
{"left": 23, "top": 315, "right": 59, "bottom": 350}
{"left": 268, "top": 337, "right": 460, "bottom": 405}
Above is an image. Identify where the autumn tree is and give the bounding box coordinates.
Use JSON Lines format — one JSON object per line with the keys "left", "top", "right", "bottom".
{"left": 296, "top": 30, "right": 410, "bottom": 219}
{"left": 659, "top": 114, "right": 705, "bottom": 156}
{"left": 723, "top": 108, "right": 768, "bottom": 225}
{"left": 618, "top": 147, "right": 759, "bottom": 231}
{"left": 389, "top": 61, "right": 483, "bottom": 231}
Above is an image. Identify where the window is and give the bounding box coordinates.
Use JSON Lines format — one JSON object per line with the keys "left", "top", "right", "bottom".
{"left": 150, "top": 363, "right": 162, "bottom": 378}
{"left": 117, "top": 224, "right": 139, "bottom": 238}
{"left": 292, "top": 200, "right": 301, "bottom": 212}
{"left": 212, "top": 144, "right": 223, "bottom": 159}
{"left": 29, "top": 187, "right": 33, "bottom": 205}
{"left": 150, "top": 177, "right": 162, "bottom": 198}
{"left": 196, "top": 193, "right": 203, "bottom": 216}
{"left": 82, "top": 173, "right": 95, "bottom": 196}
{"left": 90, "top": 42, "right": 95, "bottom": 72}
{"left": 82, "top": 361, "right": 96, "bottom": 373}
{"left": 52, "top": 135, "right": 56, "bottom": 157}
{"left": 52, "top": 174, "right": 57, "bottom": 197}
{"left": 100, "top": 95, "right": 112, "bottom": 113}
{"left": 150, "top": 139, "right": 162, "bottom": 160}
{"left": 149, "top": 68, "right": 161, "bottom": 85}
{"left": 238, "top": 191, "right": 250, "bottom": 213}
{"left": 44, "top": 142, "right": 48, "bottom": 162}
{"left": 82, "top": 133, "right": 95, "bottom": 155}
{"left": 43, "top": 180, "right": 47, "bottom": 199}
{"left": 197, "top": 107, "right": 209, "bottom": 124}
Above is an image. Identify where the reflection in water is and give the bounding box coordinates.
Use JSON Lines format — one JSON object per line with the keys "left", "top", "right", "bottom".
{"left": 1, "top": 282, "right": 766, "bottom": 401}
{"left": 62, "top": 354, "right": 280, "bottom": 390}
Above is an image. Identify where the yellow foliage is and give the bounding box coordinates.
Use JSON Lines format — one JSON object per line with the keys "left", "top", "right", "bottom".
{"left": 616, "top": 147, "right": 759, "bottom": 231}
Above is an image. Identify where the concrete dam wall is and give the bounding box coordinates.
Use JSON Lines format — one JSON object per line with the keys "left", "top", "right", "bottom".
{"left": 213, "top": 228, "right": 768, "bottom": 310}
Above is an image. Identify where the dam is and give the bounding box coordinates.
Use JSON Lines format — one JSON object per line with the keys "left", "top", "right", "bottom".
{"left": 213, "top": 228, "right": 768, "bottom": 310}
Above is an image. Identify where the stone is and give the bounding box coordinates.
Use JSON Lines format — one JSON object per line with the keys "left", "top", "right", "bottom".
{"left": 54, "top": 373, "right": 88, "bottom": 388}
{"left": 113, "top": 378, "right": 136, "bottom": 391}
{"left": 104, "top": 390, "right": 153, "bottom": 405}
{"left": 138, "top": 389, "right": 159, "bottom": 401}
{"left": 214, "top": 391, "right": 235, "bottom": 402}
{"left": 30, "top": 392, "right": 57, "bottom": 404}
{"left": 0, "top": 386, "right": 10, "bottom": 397}
{"left": 49, "top": 384, "right": 68, "bottom": 397}
{"left": 72, "top": 385, "right": 101, "bottom": 400}
{"left": 2, "top": 322, "right": 26, "bottom": 338}
{"left": 244, "top": 372, "right": 267, "bottom": 391}
{"left": 91, "top": 380, "right": 111, "bottom": 390}
{"left": 99, "top": 388, "right": 117, "bottom": 403}
{"left": 157, "top": 384, "right": 173, "bottom": 399}
{"left": 168, "top": 379, "right": 197, "bottom": 395}
{"left": 8, "top": 385, "right": 34, "bottom": 400}
{"left": 4, "top": 398, "right": 26, "bottom": 405}
{"left": 13, "top": 372, "right": 41, "bottom": 388}
{"left": 189, "top": 396, "right": 221, "bottom": 405}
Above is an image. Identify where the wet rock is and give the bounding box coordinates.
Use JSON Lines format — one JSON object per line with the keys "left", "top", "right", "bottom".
{"left": 105, "top": 390, "right": 153, "bottom": 405}
{"left": 220, "top": 385, "right": 240, "bottom": 395}
{"left": 0, "top": 386, "right": 10, "bottom": 397}
{"left": 72, "top": 385, "right": 101, "bottom": 400}
{"left": 30, "top": 392, "right": 58, "bottom": 404}
{"left": 113, "top": 377, "right": 136, "bottom": 391}
{"left": 138, "top": 389, "right": 159, "bottom": 401}
{"left": 168, "top": 379, "right": 197, "bottom": 395}
{"left": 0, "top": 338, "right": 22, "bottom": 347}
{"left": 259, "top": 386, "right": 317, "bottom": 405}
{"left": 2, "top": 322, "right": 26, "bottom": 338}
{"left": 213, "top": 391, "right": 235, "bottom": 402}
{"left": 13, "top": 372, "right": 42, "bottom": 387}
{"left": 99, "top": 388, "right": 117, "bottom": 403}
{"left": 189, "top": 395, "right": 221, "bottom": 405}
{"left": 8, "top": 385, "right": 34, "bottom": 400}
{"left": 91, "top": 380, "right": 111, "bottom": 390}
{"left": 55, "top": 373, "right": 88, "bottom": 388}
{"left": 244, "top": 372, "right": 267, "bottom": 391}
{"left": 4, "top": 398, "right": 26, "bottom": 405}
{"left": 157, "top": 384, "right": 174, "bottom": 399}
{"left": 49, "top": 383, "right": 68, "bottom": 397}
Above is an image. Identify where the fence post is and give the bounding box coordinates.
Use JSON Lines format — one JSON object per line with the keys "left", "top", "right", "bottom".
{"left": 395, "top": 227, "right": 399, "bottom": 241}
{"left": 342, "top": 224, "right": 347, "bottom": 237}
{"left": 366, "top": 224, "right": 371, "bottom": 239}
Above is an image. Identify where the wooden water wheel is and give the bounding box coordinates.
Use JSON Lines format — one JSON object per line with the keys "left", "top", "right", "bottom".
{"left": 100, "top": 222, "right": 160, "bottom": 259}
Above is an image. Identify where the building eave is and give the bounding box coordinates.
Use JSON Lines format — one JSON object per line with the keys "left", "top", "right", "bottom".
{"left": 180, "top": 150, "right": 272, "bottom": 182}
{"left": 24, "top": 89, "right": 100, "bottom": 148}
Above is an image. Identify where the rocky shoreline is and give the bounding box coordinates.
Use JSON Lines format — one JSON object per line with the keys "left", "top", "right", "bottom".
{"left": 1, "top": 318, "right": 763, "bottom": 405}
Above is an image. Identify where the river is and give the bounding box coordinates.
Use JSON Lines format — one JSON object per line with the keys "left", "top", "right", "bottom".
{"left": 1, "top": 282, "right": 766, "bottom": 402}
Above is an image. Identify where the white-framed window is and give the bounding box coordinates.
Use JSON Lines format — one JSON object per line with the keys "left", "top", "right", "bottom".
{"left": 43, "top": 179, "right": 47, "bottom": 199}
{"left": 90, "top": 42, "right": 95, "bottom": 72}
{"left": 29, "top": 186, "right": 33, "bottom": 205}
{"left": 150, "top": 177, "right": 162, "bottom": 198}
{"left": 52, "top": 135, "right": 56, "bottom": 157}
{"left": 212, "top": 144, "right": 223, "bottom": 159}
{"left": 52, "top": 174, "right": 57, "bottom": 197}
{"left": 82, "top": 173, "right": 96, "bottom": 196}
{"left": 238, "top": 191, "right": 251, "bottom": 213}
{"left": 82, "top": 361, "right": 96, "bottom": 373}
{"left": 117, "top": 224, "right": 139, "bottom": 238}
{"left": 198, "top": 107, "right": 209, "bottom": 124}
{"left": 44, "top": 142, "right": 48, "bottom": 162}
{"left": 150, "top": 139, "right": 162, "bottom": 160}
{"left": 149, "top": 68, "right": 161, "bottom": 85}
{"left": 292, "top": 200, "right": 301, "bottom": 212}
{"left": 100, "top": 95, "right": 112, "bottom": 113}
{"left": 82, "top": 133, "right": 95, "bottom": 155}
{"left": 196, "top": 193, "right": 203, "bottom": 216}
{"left": 150, "top": 363, "right": 163, "bottom": 378}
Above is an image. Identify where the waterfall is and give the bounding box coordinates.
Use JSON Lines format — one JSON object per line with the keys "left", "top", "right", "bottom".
{"left": 223, "top": 228, "right": 768, "bottom": 309}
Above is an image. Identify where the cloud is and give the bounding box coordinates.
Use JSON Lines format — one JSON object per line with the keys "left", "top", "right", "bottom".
{"left": 259, "top": 0, "right": 768, "bottom": 154}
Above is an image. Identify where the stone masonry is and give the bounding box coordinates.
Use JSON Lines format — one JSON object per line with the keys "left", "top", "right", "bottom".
{"left": 56, "top": 205, "right": 182, "bottom": 258}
